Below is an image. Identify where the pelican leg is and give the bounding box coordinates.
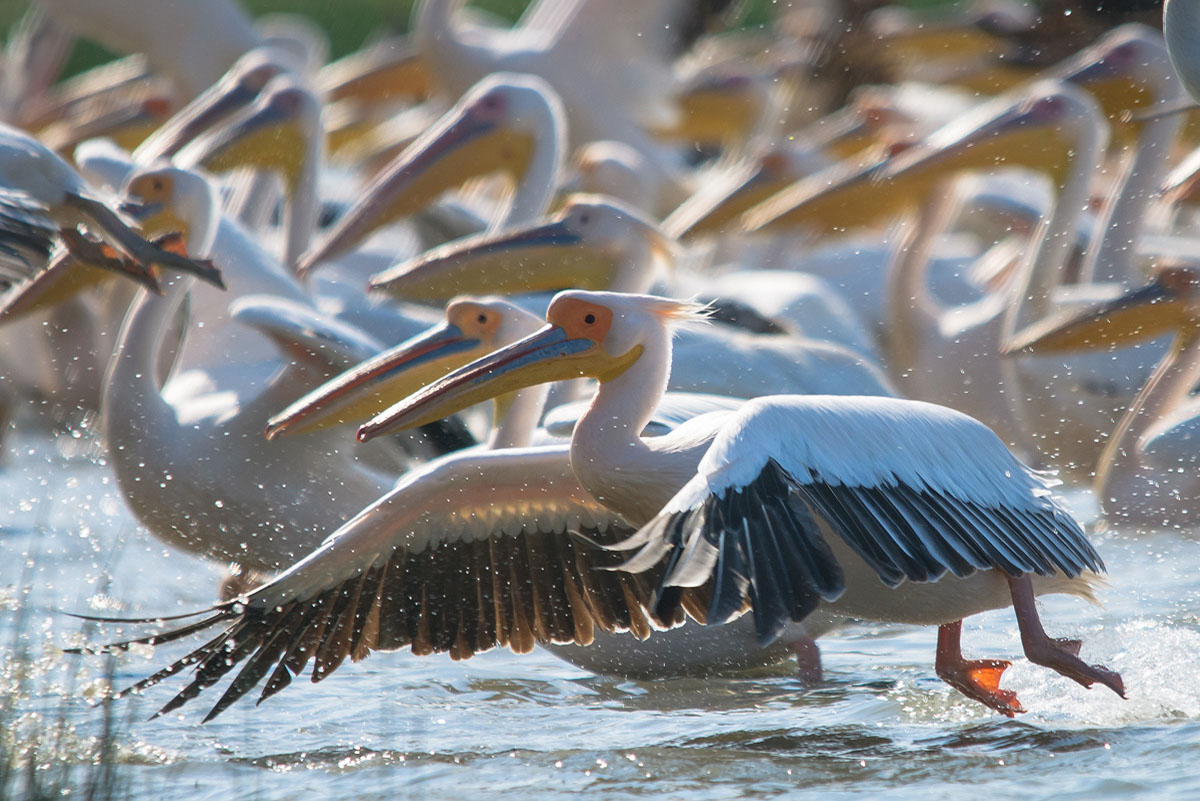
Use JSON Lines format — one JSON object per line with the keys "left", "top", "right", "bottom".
{"left": 1006, "top": 574, "right": 1125, "bottom": 698}
{"left": 792, "top": 633, "right": 822, "bottom": 684}
{"left": 935, "top": 620, "right": 1025, "bottom": 717}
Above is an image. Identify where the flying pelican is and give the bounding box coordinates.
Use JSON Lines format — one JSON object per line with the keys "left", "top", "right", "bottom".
{"left": 259, "top": 294, "right": 825, "bottom": 679}
{"left": 1007, "top": 266, "right": 1200, "bottom": 531}
{"left": 77, "top": 301, "right": 839, "bottom": 718}
{"left": 358, "top": 290, "right": 1125, "bottom": 717}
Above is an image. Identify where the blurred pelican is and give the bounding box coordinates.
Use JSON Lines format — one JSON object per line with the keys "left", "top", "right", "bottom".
{"left": 369, "top": 195, "right": 893, "bottom": 397}
{"left": 411, "top": 0, "right": 725, "bottom": 211}
{"left": 1008, "top": 266, "right": 1200, "bottom": 530}
{"left": 36, "top": 0, "right": 263, "bottom": 100}
{"left": 296, "top": 73, "right": 566, "bottom": 280}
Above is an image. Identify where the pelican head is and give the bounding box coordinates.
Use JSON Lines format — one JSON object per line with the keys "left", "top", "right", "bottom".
{"left": 266, "top": 296, "right": 542, "bottom": 439}
{"left": 120, "top": 166, "right": 220, "bottom": 259}
{"left": 1056, "top": 24, "right": 1180, "bottom": 124}
{"left": 652, "top": 69, "right": 766, "bottom": 148}
{"left": 369, "top": 195, "right": 673, "bottom": 302}
{"left": 1005, "top": 266, "right": 1200, "bottom": 356}
{"left": 134, "top": 46, "right": 288, "bottom": 163}
{"left": 296, "top": 73, "right": 565, "bottom": 278}
{"left": 180, "top": 76, "right": 320, "bottom": 191}
{"left": 358, "top": 291, "right": 707, "bottom": 440}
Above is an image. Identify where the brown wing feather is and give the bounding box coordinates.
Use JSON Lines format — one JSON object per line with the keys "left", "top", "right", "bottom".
{"left": 102, "top": 519, "right": 678, "bottom": 721}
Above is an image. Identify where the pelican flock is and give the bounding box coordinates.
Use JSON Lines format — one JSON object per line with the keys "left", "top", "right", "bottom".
{"left": 6, "top": 0, "right": 1200, "bottom": 784}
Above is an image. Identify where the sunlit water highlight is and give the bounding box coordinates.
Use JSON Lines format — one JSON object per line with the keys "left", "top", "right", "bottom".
{"left": 4, "top": 425, "right": 1200, "bottom": 799}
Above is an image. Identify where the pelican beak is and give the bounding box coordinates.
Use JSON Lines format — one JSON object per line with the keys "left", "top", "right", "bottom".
{"left": 358, "top": 323, "right": 639, "bottom": 441}
{"left": 296, "top": 101, "right": 535, "bottom": 278}
{"left": 265, "top": 320, "right": 486, "bottom": 439}
{"left": 1056, "top": 46, "right": 1153, "bottom": 127}
{"left": 116, "top": 198, "right": 179, "bottom": 242}
{"left": 664, "top": 155, "right": 790, "bottom": 240}
{"left": 320, "top": 44, "right": 431, "bottom": 105}
{"left": 368, "top": 216, "right": 615, "bottom": 302}
{"left": 192, "top": 99, "right": 308, "bottom": 190}
{"left": 1004, "top": 277, "right": 1190, "bottom": 355}
{"left": 747, "top": 94, "right": 1072, "bottom": 233}
{"left": 44, "top": 95, "right": 171, "bottom": 156}
{"left": 652, "top": 75, "right": 758, "bottom": 147}
{"left": 134, "top": 73, "right": 267, "bottom": 162}
{"left": 60, "top": 192, "right": 224, "bottom": 289}
{"left": 0, "top": 250, "right": 110, "bottom": 323}
{"left": 0, "top": 235, "right": 163, "bottom": 324}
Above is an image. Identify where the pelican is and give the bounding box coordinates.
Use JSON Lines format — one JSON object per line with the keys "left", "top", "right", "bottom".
{"left": 258, "top": 294, "right": 823, "bottom": 679}
{"left": 1007, "top": 266, "right": 1200, "bottom": 530}
{"left": 368, "top": 195, "right": 894, "bottom": 397}
{"left": 295, "top": 73, "right": 566, "bottom": 280}
{"left": 0, "top": 122, "right": 223, "bottom": 286}
{"left": 0, "top": 123, "right": 221, "bottom": 431}
{"left": 97, "top": 166, "right": 402, "bottom": 583}
{"left": 177, "top": 74, "right": 322, "bottom": 272}
{"left": 1002, "top": 28, "right": 1186, "bottom": 475}
{"left": 881, "top": 81, "right": 1108, "bottom": 454}
{"left": 78, "top": 302, "right": 835, "bottom": 719}
{"left": 359, "top": 290, "right": 1125, "bottom": 717}
{"left": 410, "top": 0, "right": 711, "bottom": 211}
{"left": 36, "top": 0, "right": 263, "bottom": 101}
{"left": 264, "top": 296, "right": 548, "bottom": 447}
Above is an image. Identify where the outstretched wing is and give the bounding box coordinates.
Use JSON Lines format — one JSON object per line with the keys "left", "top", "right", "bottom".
{"left": 93, "top": 446, "right": 678, "bottom": 721}
{"left": 624, "top": 395, "right": 1101, "bottom": 646}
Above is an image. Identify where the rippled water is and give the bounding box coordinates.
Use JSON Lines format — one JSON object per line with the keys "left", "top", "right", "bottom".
{"left": 5, "top": 424, "right": 1200, "bottom": 799}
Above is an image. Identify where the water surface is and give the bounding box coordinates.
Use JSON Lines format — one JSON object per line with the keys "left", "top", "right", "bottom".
{"left": 3, "top": 425, "right": 1199, "bottom": 799}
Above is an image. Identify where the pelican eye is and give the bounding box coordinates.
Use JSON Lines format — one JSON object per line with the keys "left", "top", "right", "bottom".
{"left": 152, "top": 179, "right": 164, "bottom": 192}
{"left": 579, "top": 214, "right": 590, "bottom": 224}
{"left": 584, "top": 313, "right": 596, "bottom": 325}
{"left": 477, "top": 313, "right": 488, "bottom": 324}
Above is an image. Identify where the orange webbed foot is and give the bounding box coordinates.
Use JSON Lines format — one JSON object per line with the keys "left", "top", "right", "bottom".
{"left": 937, "top": 657, "right": 1026, "bottom": 717}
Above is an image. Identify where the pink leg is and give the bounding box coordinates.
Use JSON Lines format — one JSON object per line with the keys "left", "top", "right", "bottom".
{"left": 1007, "top": 574, "right": 1125, "bottom": 698}
{"left": 935, "top": 620, "right": 1025, "bottom": 716}
{"left": 793, "top": 634, "right": 822, "bottom": 684}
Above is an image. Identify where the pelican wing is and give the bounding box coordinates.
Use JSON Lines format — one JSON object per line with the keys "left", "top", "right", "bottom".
{"left": 230, "top": 294, "right": 385, "bottom": 374}
{"left": 0, "top": 188, "right": 55, "bottom": 282}
{"left": 626, "top": 396, "right": 1101, "bottom": 646}
{"left": 96, "top": 446, "right": 678, "bottom": 721}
